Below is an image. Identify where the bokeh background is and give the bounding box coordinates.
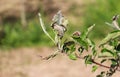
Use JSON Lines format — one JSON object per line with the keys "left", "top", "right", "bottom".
{"left": 0, "top": 0, "right": 120, "bottom": 77}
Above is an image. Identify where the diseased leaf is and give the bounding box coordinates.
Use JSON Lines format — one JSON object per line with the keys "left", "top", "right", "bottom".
{"left": 92, "top": 65, "right": 98, "bottom": 72}
{"left": 72, "top": 25, "right": 95, "bottom": 50}
{"left": 62, "top": 18, "right": 68, "bottom": 27}
{"left": 99, "top": 30, "right": 120, "bottom": 47}
{"left": 72, "top": 31, "right": 81, "bottom": 37}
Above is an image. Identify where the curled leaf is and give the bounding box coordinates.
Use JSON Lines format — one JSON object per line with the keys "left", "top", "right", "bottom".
{"left": 99, "top": 30, "right": 120, "bottom": 47}
{"left": 92, "top": 65, "right": 98, "bottom": 72}
{"left": 81, "top": 24, "right": 95, "bottom": 40}
{"left": 101, "top": 48, "right": 115, "bottom": 56}
{"left": 38, "top": 13, "right": 55, "bottom": 44}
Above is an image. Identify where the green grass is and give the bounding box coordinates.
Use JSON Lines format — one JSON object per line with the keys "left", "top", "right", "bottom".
{"left": 0, "top": 17, "right": 54, "bottom": 48}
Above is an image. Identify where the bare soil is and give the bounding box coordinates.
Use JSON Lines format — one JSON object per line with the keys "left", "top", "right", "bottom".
{"left": 0, "top": 47, "right": 119, "bottom": 77}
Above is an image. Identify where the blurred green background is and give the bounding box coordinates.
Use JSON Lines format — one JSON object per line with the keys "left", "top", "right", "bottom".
{"left": 0, "top": 0, "right": 120, "bottom": 48}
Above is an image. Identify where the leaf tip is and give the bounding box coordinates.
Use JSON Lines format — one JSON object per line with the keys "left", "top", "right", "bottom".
{"left": 38, "top": 13, "right": 41, "bottom": 17}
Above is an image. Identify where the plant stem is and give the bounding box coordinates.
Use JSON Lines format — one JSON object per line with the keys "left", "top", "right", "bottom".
{"left": 91, "top": 59, "right": 110, "bottom": 68}
{"left": 75, "top": 53, "right": 120, "bottom": 71}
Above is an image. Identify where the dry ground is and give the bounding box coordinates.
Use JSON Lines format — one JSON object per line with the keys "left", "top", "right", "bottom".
{"left": 0, "top": 47, "right": 119, "bottom": 77}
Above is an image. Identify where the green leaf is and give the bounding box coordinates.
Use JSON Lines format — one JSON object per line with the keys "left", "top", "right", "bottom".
{"left": 86, "top": 38, "right": 97, "bottom": 56}
{"left": 87, "top": 38, "right": 95, "bottom": 47}
{"left": 81, "top": 24, "right": 95, "bottom": 40}
{"left": 63, "top": 41, "right": 75, "bottom": 53}
{"left": 72, "top": 25, "right": 95, "bottom": 50}
{"left": 92, "top": 65, "right": 98, "bottom": 72}
{"left": 72, "top": 37, "right": 88, "bottom": 50}
{"left": 99, "top": 30, "right": 120, "bottom": 47}
{"left": 96, "top": 71, "right": 105, "bottom": 77}
{"left": 70, "top": 44, "right": 76, "bottom": 53}
{"left": 101, "top": 59, "right": 107, "bottom": 63}
{"left": 87, "top": 38, "right": 96, "bottom": 51}
{"left": 69, "top": 53, "right": 77, "bottom": 60}
{"left": 115, "top": 44, "right": 120, "bottom": 51}
{"left": 109, "top": 40, "right": 118, "bottom": 47}
{"left": 110, "top": 59, "right": 117, "bottom": 66}
{"left": 101, "top": 48, "right": 115, "bottom": 56}
{"left": 84, "top": 55, "right": 93, "bottom": 64}
{"left": 92, "top": 50, "right": 97, "bottom": 56}
{"left": 52, "top": 10, "right": 63, "bottom": 25}
{"left": 78, "top": 46, "right": 84, "bottom": 54}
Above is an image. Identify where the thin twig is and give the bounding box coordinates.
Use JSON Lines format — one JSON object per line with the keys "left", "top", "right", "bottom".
{"left": 91, "top": 59, "right": 110, "bottom": 69}
{"left": 75, "top": 53, "right": 120, "bottom": 71}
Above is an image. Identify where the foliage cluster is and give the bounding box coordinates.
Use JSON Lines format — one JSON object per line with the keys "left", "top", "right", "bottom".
{"left": 40, "top": 11, "right": 120, "bottom": 77}
{"left": 84, "top": 0, "right": 120, "bottom": 39}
